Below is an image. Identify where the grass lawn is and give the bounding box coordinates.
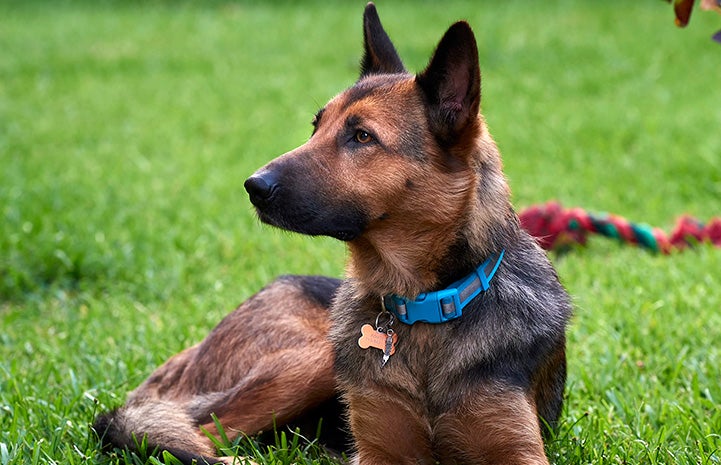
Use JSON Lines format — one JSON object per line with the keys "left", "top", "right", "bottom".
{"left": 1, "top": 0, "right": 720, "bottom": 463}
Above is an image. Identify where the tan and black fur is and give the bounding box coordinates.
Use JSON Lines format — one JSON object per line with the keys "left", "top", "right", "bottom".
{"left": 95, "top": 4, "right": 571, "bottom": 464}
{"left": 94, "top": 275, "right": 348, "bottom": 463}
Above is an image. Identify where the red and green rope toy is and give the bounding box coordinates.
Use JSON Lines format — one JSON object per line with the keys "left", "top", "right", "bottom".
{"left": 519, "top": 201, "right": 721, "bottom": 254}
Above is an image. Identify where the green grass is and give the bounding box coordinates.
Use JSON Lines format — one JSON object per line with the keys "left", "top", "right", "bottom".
{"left": 1, "top": 0, "right": 720, "bottom": 463}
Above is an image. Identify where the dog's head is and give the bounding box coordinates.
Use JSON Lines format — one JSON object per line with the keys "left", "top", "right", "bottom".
{"left": 245, "top": 4, "right": 510, "bottom": 295}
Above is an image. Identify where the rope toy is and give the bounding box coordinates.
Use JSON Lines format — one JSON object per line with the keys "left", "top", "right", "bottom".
{"left": 519, "top": 201, "right": 721, "bottom": 254}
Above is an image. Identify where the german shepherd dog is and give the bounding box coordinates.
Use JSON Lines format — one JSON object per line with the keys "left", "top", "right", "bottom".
{"left": 95, "top": 4, "right": 572, "bottom": 464}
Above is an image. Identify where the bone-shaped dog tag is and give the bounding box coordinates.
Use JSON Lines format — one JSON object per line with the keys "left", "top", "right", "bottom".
{"left": 358, "top": 324, "right": 397, "bottom": 365}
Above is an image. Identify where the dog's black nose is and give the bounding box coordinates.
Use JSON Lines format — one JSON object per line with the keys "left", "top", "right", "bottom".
{"left": 244, "top": 172, "right": 277, "bottom": 205}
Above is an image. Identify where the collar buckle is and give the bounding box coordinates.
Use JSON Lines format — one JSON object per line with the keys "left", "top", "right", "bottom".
{"left": 384, "top": 289, "right": 462, "bottom": 325}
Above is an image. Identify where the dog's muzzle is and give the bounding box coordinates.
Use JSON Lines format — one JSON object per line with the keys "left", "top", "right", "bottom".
{"left": 244, "top": 168, "right": 367, "bottom": 242}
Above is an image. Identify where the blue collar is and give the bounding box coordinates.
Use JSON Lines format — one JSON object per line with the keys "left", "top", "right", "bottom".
{"left": 382, "top": 250, "right": 505, "bottom": 325}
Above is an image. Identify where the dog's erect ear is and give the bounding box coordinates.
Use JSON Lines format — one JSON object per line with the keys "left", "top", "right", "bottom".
{"left": 360, "top": 2, "right": 406, "bottom": 78}
{"left": 416, "top": 21, "right": 481, "bottom": 144}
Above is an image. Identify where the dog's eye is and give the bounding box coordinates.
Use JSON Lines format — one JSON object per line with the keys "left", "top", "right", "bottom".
{"left": 354, "top": 130, "right": 373, "bottom": 144}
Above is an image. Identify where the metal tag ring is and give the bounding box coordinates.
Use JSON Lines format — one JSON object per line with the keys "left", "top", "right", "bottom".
{"left": 375, "top": 310, "right": 395, "bottom": 332}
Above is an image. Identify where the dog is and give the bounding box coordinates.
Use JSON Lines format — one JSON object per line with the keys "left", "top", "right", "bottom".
{"left": 95, "top": 4, "right": 572, "bottom": 464}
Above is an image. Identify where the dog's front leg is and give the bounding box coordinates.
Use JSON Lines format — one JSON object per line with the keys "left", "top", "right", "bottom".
{"left": 345, "top": 390, "right": 436, "bottom": 465}
{"left": 434, "top": 386, "right": 549, "bottom": 465}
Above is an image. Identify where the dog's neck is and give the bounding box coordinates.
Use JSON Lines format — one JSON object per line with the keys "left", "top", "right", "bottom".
{"left": 346, "top": 215, "right": 517, "bottom": 300}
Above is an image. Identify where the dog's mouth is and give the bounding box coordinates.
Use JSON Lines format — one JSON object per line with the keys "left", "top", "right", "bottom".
{"left": 255, "top": 207, "right": 364, "bottom": 242}
{"left": 332, "top": 229, "right": 361, "bottom": 241}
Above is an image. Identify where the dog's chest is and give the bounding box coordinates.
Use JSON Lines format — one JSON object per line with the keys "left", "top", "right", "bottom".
{"left": 331, "top": 299, "right": 462, "bottom": 408}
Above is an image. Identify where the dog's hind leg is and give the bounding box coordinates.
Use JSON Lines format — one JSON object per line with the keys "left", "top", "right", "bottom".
{"left": 531, "top": 339, "right": 567, "bottom": 438}
{"left": 193, "top": 346, "right": 339, "bottom": 440}
{"left": 94, "top": 275, "right": 344, "bottom": 462}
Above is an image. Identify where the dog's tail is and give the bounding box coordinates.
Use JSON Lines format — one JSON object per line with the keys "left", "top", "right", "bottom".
{"left": 92, "top": 400, "right": 223, "bottom": 465}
